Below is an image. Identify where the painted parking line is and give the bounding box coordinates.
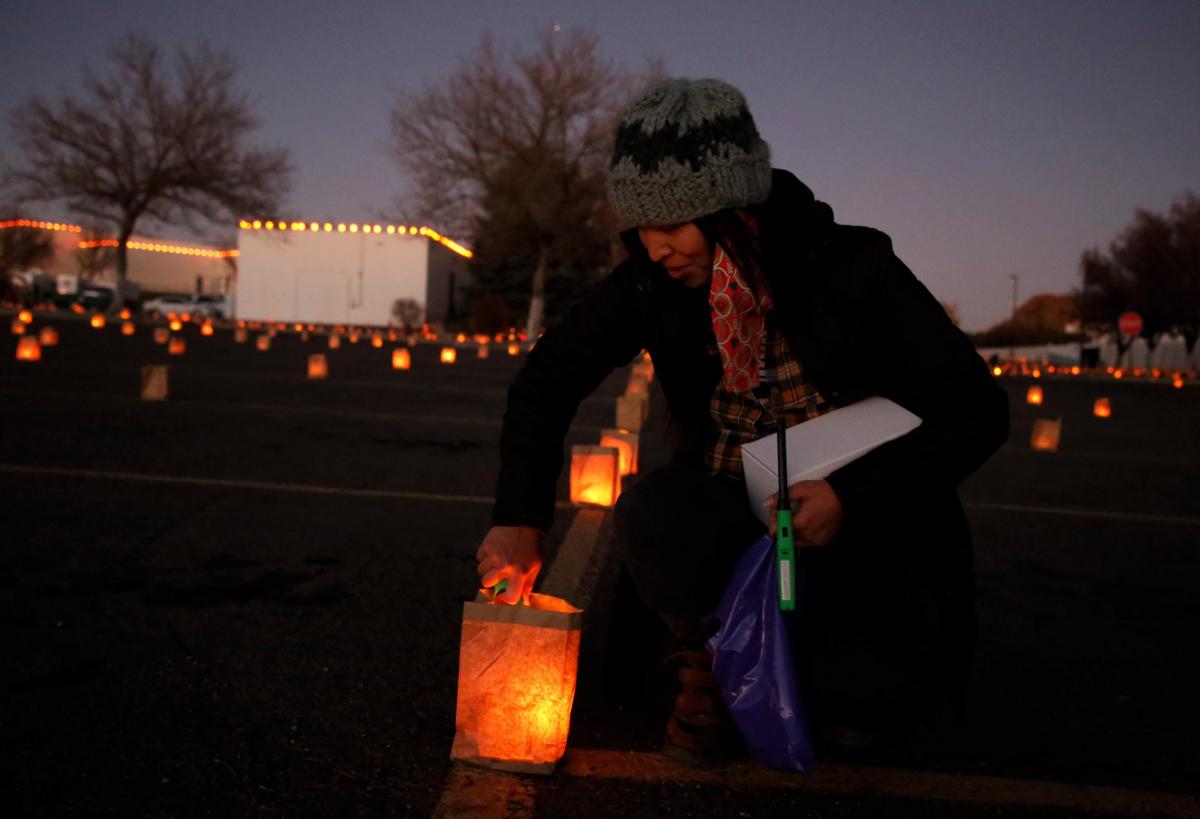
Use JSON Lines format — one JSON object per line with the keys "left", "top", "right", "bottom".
{"left": 964, "top": 500, "right": 1200, "bottom": 527}
{"left": 560, "top": 749, "right": 1200, "bottom": 818}
{"left": 0, "top": 463, "right": 575, "bottom": 508}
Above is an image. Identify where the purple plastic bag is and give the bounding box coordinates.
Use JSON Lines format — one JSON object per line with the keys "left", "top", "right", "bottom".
{"left": 705, "top": 533, "right": 814, "bottom": 771}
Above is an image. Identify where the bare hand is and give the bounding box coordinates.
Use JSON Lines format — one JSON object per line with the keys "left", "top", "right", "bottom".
{"left": 475, "top": 525, "right": 543, "bottom": 605}
{"left": 764, "top": 480, "right": 844, "bottom": 547}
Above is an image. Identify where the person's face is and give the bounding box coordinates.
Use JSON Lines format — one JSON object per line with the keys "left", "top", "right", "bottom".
{"left": 637, "top": 223, "right": 713, "bottom": 289}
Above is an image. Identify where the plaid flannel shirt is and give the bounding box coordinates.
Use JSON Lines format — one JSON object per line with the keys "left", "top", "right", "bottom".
{"left": 706, "top": 315, "right": 834, "bottom": 476}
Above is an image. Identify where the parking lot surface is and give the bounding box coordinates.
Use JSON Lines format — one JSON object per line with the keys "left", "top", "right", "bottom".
{"left": 2, "top": 313, "right": 1198, "bottom": 817}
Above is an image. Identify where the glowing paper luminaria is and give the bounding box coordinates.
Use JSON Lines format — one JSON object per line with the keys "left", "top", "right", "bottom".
{"left": 1093, "top": 398, "right": 1112, "bottom": 418}
{"left": 17, "top": 309, "right": 33, "bottom": 324}
{"left": 569, "top": 445, "right": 621, "bottom": 508}
{"left": 141, "top": 365, "right": 168, "bottom": 400}
{"left": 153, "top": 327, "right": 170, "bottom": 344}
{"left": 1026, "top": 386, "right": 1043, "bottom": 406}
{"left": 440, "top": 347, "right": 457, "bottom": 364}
{"left": 200, "top": 323, "right": 214, "bottom": 337}
{"left": 1030, "top": 419, "right": 1061, "bottom": 452}
{"left": 256, "top": 334, "right": 271, "bottom": 351}
{"left": 615, "top": 394, "right": 648, "bottom": 432}
{"left": 90, "top": 314, "right": 106, "bottom": 329}
{"left": 307, "top": 354, "right": 328, "bottom": 380}
{"left": 392, "top": 348, "right": 411, "bottom": 370}
{"left": 121, "top": 322, "right": 135, "bottom": 336}
{"left": 507, "top": 342, "right": 520, "bottom": 356}
{"left": 11, "top": 319, "right": 25, "bottom": 335}
{"left": 234, "top": 327, "right": 248, "bottom": 343}
{"left": 451, "top": 592, "right": 582, "bottom": 774}
{"left": 328, "top": 334, "right": 341, "bottom": 350}
{"left": 599, "top": 428, "right": 640, "bottom": 476}
{"left": 15, "top": 336, "right": 41, "bottom": 361}
{"left": 167, "top": 336, "right": 186, "bottom": 355}
{"left": 477, "top": 343, "right": 489, "bottom": 359}
{"left": 38, "top": 326, "right": 58, "bottom": 346}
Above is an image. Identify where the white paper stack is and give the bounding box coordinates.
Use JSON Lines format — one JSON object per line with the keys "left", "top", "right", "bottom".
{"left": 741, "top": 396, "right": 922, "bottom": 525}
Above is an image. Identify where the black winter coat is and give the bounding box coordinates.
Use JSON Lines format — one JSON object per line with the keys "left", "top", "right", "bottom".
{"left": 493, "top": 169, "right": 1008, "bottom": 546}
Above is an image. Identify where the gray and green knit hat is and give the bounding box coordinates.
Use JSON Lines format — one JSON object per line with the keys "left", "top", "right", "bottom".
{"left": 607, "top": 78, "right": 772, "bottom": 229}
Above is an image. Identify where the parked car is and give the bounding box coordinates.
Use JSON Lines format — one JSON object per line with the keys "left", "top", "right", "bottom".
{"left": 142, "top": 294, "right": 196, "bottom": 318}
{"left": 193, "top": 294, "right": 230, "bottom": 320}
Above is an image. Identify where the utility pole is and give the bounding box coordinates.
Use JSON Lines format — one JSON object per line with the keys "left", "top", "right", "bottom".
{"left": 1008, "top": 273, "right": 1018, "bottom": 364}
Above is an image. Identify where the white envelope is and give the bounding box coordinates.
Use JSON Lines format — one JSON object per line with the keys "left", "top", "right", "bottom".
{"left": 741, "top": 396, "right": 922, "bottom": 525}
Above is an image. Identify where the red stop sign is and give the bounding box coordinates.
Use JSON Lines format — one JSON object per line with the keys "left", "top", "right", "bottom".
{"left": 1118, "top": 311, "right": 1143, "bottom": 336}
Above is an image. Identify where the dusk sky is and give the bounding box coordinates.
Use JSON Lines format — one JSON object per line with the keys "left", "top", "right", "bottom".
{"left": 3, "top": 0, "right": 1198, "bottom": 331}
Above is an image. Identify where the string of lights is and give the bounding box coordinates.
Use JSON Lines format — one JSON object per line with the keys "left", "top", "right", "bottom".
{"left": 237, "top": 219, "right": 474, "bottom": 259}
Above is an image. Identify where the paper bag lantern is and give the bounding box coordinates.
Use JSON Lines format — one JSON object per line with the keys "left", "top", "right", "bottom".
{"left": 169, "top": 319, "right": 183, "bottom": 332}
{"left": 569, "top": 445, "right": 621, "bottom": 507}
{"left": 1031, "top": 419, "right": 1061, "bottom": 452}
{"left": 141, "top": 365, "right": 168, "bottom": 400}
{"left": 233, "top": 327, "right": 248, "bottom": 343}
{"left": 38, "top": 326, "right": 59, "bottom": 346}
{"left": 90, "top": 314, "right": 106, "bottom": 329}
{"left": 1093, "top": 398, "right": 1111, "bottom": 418}
{"left": 392, "top": 348, "right": 411, "bottom": 370}
{"left": 15, "top": 336, "right": 41, "bottom": 362}
{"left": 599, "top": 428, "right": 639, "bottom": 476}
{"left": 256, "top": 334, "right": 271, "bottom": 351}
{"left": 307, "top": 354, "right": 328, "bottom": 380}
{"left": 616, "top": 394, "right": 648, "bottom": 432}
{"left": 371, "top": 334, "right": 384, "bottom": 348}
{"left": 507, "top": 342, "right": 520, "bottom": 356}
{"left": 328, "top": 334, "right": 341, "bottom": 350}
{"left": 452, "top": 592, "right": 582, "bottom": 774}
{"left": 1173, "top": 375, "right": 1184, "bottom": 389}
{"left": 17, "top": 309, "right": 33, "bottom": 324}
{"left": 477, "top": 344, "right": 490, "bottom": 359}
{"left": 167, "top": 336, "right": 186, "bottom": 355}
{"left": 626, "top": 372, "right": 650, "bottom": 398}
{"left": 11, "top": 319, "right": 26, "bottom": 335}
{"left": 153, "top": 327, "right": 170, "bottom": 344}
{"left": 1026, "top": 386, "right": 1043, "bottom": 406}
{"left": 440, "top": 347, "right": 457, "bottom": 364}
{"left": 119, "top": 309, "right": 131, "bottom": 320}
{"left": 121, "top": 322, "right": 135, "bottom": 336}
{"left": 200, "top": 322, "right": 214, "bottom": 337}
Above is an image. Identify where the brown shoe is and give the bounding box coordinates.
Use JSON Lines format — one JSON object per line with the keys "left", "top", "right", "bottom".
{"left": 662, "top": 650, "right": 734, "bottom": 767}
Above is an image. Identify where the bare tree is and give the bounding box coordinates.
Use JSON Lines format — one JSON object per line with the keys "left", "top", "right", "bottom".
{"left": 388, "top": 28, "right": 652, "bottom": 337}
{"left": 5, "top": 34, "right": 292, "bottom": 310}
{"left": 75, "top": 225, "right": 116, "bottom": 281}
{"left": 0, "top": 217, "right": 55, "bottom": 277}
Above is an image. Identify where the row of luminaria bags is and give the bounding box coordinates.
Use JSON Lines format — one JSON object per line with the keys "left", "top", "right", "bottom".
{"left": 452, "top": 355, "right": 654, "bottom": 773}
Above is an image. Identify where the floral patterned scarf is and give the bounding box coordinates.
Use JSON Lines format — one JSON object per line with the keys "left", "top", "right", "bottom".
{"left": 708, "top": 241, "right": 773, "bottom": 393}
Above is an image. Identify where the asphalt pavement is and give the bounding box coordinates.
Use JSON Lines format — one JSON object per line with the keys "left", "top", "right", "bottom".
{"left": 2, "top": 311, "right": 1197, "bottom": 818}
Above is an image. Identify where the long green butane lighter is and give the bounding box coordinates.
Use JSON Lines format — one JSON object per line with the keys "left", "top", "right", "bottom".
{"left": 776, "top": 422, "right": 796, "bottom": 611}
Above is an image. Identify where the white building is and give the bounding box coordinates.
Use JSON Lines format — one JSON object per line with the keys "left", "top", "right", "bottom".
{"left": 233, "top": 220, "right": 471, "bottom": 327}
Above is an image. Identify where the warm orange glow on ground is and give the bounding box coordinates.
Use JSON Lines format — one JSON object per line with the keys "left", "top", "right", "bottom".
{"left": 1031, "top": 419, "right": 1062, "bottom": 452}
{"left": 153, "top": 327, "right": 170, "bottom": 344}
{"left": 234, "top": 327, "right": 248, "bottom": 343}
{"left": 168, "top": 336, "right": 186, "bottom": 355}
{"left": 371, "top": 335, "right": 384, "bottom": 348}
{"left": 11, "top": 319, "right": 26, "bottom": 335}
{"left": 507, "top": 343, "right": 520, "bottom": 356}
{"left": 391, "top": 348, "right": 412, "bottom": 370}
{"left": 1173, "top": 375, "right": 1184, "bottom": 389}
{"left": 1026, "top": 386, "right": 1043, "bottom": 405}
{"left": 328, "top": 334, "right": 341, "bottom": 350}
{"left": 200, "top": 323, "right": 214, "bottom": 336}
{"left": 308, "top": 354, "right": 328, "bottom": 380}
{"left": 599, "top": 429, "right": 639, "bottom": 476}
{"left": 440, "top": 347, "right": 457, "bottom": 364}
{"left": 1093, "top": 398, "right": 1112, "bottom": 418}
{"left": 17, "top": 309, "right": 32, "bottom": 324}
{"left": 169, "top": 319, "right": 183, "bottom": 332}
{"left": 90, "top": 314, "right": 106, "bottom": 329}
{"left": 570, "top": 446, "right": 621, "bottom": 507}
{"left": 15, "top": 336, "right": 41, "bottom": 361}
{"left": 119, "top": 309, "right": 131, "bottom": 320}
{"left": 452, "top": 594, "right": 582, "bottom": 773}
{"left": 38, "top": 326, "right": 58, "bottom": 346}
{"left": 256, "top": 334, "right": 271, "bottom": 351}
{"left": 122, "top": 322, "right": 135, "bottom": 336}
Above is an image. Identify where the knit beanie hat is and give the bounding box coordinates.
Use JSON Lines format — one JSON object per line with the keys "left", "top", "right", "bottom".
{"left": 607, "top": 78, "right": 772, "bottom": 229}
